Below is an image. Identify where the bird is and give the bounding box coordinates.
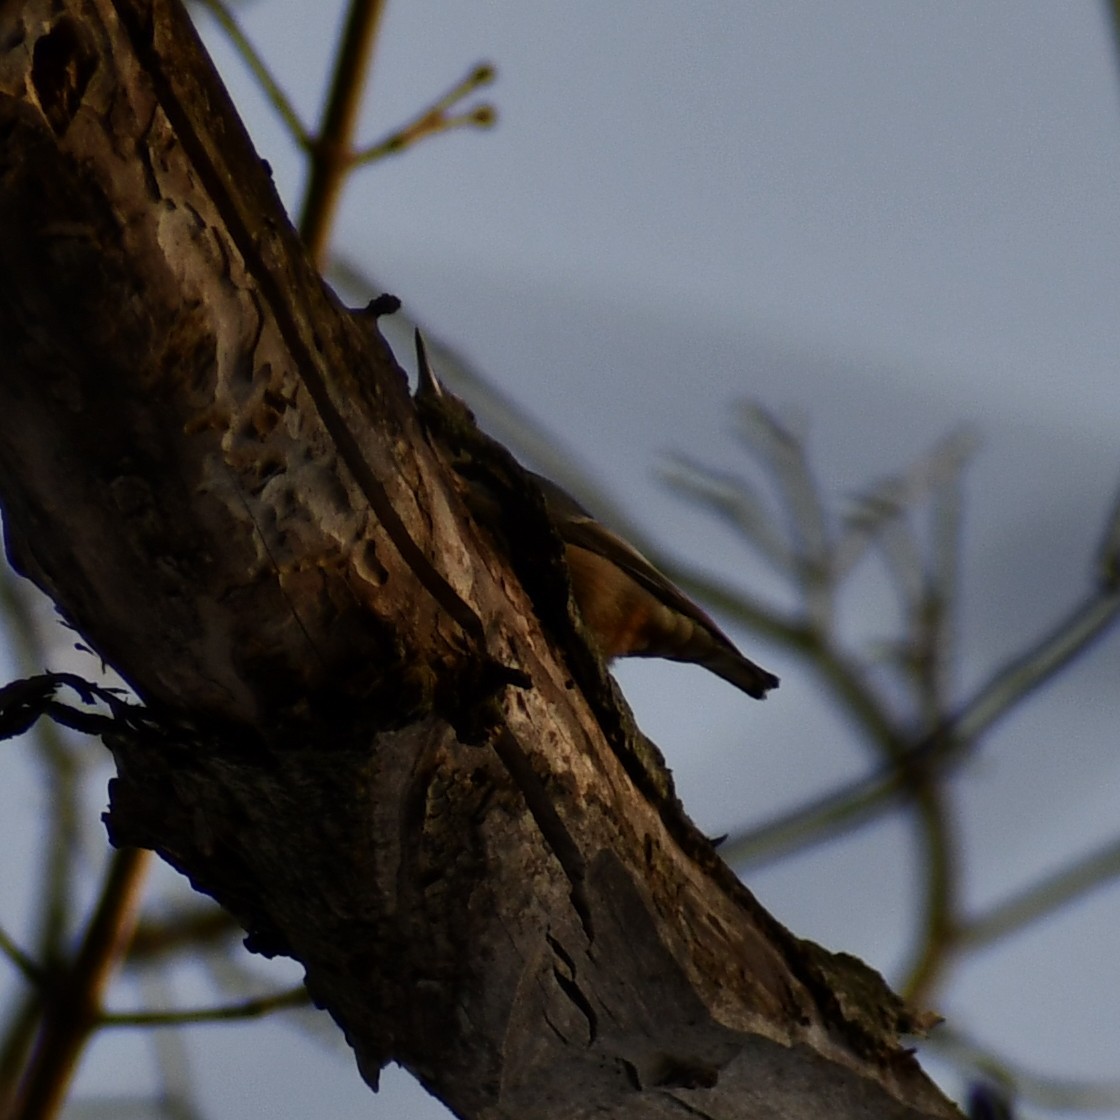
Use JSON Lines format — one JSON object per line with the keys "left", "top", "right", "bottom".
{"left": 413, "top": 331, "right": 778, "bottom": 700}
{"left": 532, "top": 473, "right": 778, "bottom": 698}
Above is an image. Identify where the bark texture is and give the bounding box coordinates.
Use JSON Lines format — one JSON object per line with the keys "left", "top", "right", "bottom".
{"left": 0, "top": 2, "right": 962, "bottom": 1117}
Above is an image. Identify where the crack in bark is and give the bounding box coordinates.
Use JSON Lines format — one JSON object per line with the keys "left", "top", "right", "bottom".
{"left": 491, "top": 726, "right": 593, "bottom": 941}
{"left": 545, "top": 931, "right": 597, "bottom": 1045}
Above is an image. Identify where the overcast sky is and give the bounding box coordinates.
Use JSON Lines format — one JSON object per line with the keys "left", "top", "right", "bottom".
{"left": 5, "top": 3, "right": 1120, "bottom": 1118}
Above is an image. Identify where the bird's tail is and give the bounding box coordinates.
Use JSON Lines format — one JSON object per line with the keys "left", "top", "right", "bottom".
{"left": 692, "top": 646, "right": 779, "bottom": 699}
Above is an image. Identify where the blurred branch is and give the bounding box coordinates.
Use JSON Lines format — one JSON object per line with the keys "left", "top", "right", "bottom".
{"left": 197, "top": 949, "right": 345, "bottom": 1052}
{"left": 0, "top": 927, "right": 43, "bottom": 985}
{"left": 950, "top": 584, "right": 1120, "bottom": 747}
{"left": 898, "top": 783, "right": 958, "bottom": 1004}
{"left": 1095, "top": 468, "right": 1120, "bottom": 589}
{"left": 1108, "top": 0, "right": 1120, "bottom": 108}
{"left": 102, "top": 986, "right": 309, "bottom": 1029}
{"left": 0, "top": 570, "right": 94, "bottom": 1105}
{"left": 702, "top": 459, "right": 1120, "bottom": 845}
{"left": 195, "top": 1, "right": 495, "bottom": 269}
{"left": 127, "top": 905, "right": 240, "bottom": 963}
{"left": 295, "top": 2, "right": 496, "bottom": 267}
{"left": 848, "top": 430, "right": 976, "bottom": 722}
{"left": 834, "top": 429, "right": 978, "bottom": 580}
{"left": 960, "top": 834, "right": 1120, "bottom": 949}
{"left": 299, "top": 0, "right": 388, "bottom": 266}
{"left": 663, "top": 457, "right": 795, "bottom": 576}
{"left": 683, "top": 441, "right": 1120, "bottom": 1009}
{"left": 735, "top": 405, "right": 833, "bottom": 628}
{"left": 12, "top": 848, "right": 152, "bottom": 1120}
{"left": 142, "top": 969, "right": 206, "bottom": 1120}
{"left": 720, "top": 760, "right": 907, "bottom": 869}
{"left": 926, "top": 445, "right": 968, "bottom": 710}
{"left": 722, "top": 575, "right": 1120, "bottom": 869}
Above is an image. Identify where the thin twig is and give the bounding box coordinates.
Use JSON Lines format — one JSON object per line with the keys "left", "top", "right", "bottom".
{"left": 0, "top": 927, "right": 43, "bottom": 986}
{"left": 127, "top": 905, "right": 239, "bottom": 962}
{"left": 950, "top": 587, "right": 1120, "bottom": 746}
{"left": 719, "top": 760, "right": 906, "bottom": 869}
{"left": 351, "top": 64, "right": 496, "bottom": 165}
{"left": 893, "top": 468, "right": 971, "bottom": 1003}
{"left": 194, "top": 0, "right": 311, "bottom": 147}
{"left": 736, "top": 404, "right": 833, "bottom": 627}
{"left": 101, "top": 986, "right": 309, "bottom": 1029}
{"left": 142, "top": 969, "right": 205, "bottom": 1120}
{"left": 960, "top": 834, "right": 1120, "bottom": 949}
{"left": 833, "top": 429, "right": 977, "bottom": 580}
{"left": 927, "top": 453, "right": 967, "bottom": 710}
{"left": 661, "top": 456, "right": 794, "bottom": 575}
{"left": 1108, "top": 0, "right": 1120, "bottom": 111}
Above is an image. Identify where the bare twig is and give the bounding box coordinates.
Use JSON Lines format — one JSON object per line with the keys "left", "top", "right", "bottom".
{"left": 735, "top": 404, "right": 833, "bottom": 627}
{"left": 351, "top": 64, "right": 496, "bottom": 165}
{"left": 662, "top": 456, "right": 794, "bottom": 574}
{"left": 101, "top": 986, "right": 309, "bottom": 1029}
{"left": 1108, "top": 0, "right": 1120, "bottom": 111}
{"left": 960, "top": 834, "right": 1120, "bottom": 949}
{"left": 142, "top": 969, "right": 206, "bottom": 1120}
{"left": 925, "top": 448, "right": 967, "bottom": 710}
{"left": 834, "top": 429, "right": 977, "bottom": 580}
{"left": 721, "top": 757, "right": 907, "bottom": 869}
{"left": 194, "top": 0, "right": 311, "bottom": 147}
{"left": 0, "top": 927, "right": 42, "bottom": 985}
{"left": 950, "top": 586, "right": 1120, "bottom": 747}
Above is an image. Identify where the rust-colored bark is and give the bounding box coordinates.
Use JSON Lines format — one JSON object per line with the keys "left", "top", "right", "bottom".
{"left": 0, "top": 2, "right": 960, "bottom": 1117}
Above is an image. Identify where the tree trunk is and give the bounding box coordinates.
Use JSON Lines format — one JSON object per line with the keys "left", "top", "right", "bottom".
{"left": 0, "top": 2, "right": 961, "bottom": 1117}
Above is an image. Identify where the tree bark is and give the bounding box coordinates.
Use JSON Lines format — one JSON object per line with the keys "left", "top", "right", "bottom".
{"left": 0, "top": 2, "right": 961, "bottom": 1117}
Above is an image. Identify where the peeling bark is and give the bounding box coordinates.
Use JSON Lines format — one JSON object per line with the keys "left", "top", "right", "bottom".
{"left": 0, "top": 2, "right": 962, "bottom": 1117}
